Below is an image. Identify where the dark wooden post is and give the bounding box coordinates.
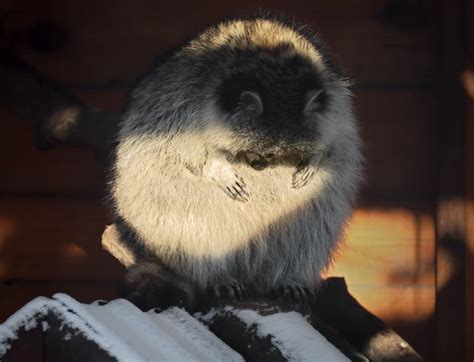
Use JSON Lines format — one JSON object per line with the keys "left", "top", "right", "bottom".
{"left": 434, "top": 0, "right": 468, "bottom": 361}
{"left": 464, "top": 0, "right": 474, "bottom": 360}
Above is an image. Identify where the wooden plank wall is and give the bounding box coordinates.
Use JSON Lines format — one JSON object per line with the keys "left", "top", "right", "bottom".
{"left": 0, "top": 0, "right": 443, "bottom": 359}
{"left": 465, "top": 0, "right": 474, "bottom": 360}
{"left": 433, "top": 0, "right": 468, "bottom": 360}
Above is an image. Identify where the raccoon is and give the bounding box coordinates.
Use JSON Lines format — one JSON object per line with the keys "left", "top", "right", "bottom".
{"left": 110, "top": 17, "right": 363, "bottom": 311}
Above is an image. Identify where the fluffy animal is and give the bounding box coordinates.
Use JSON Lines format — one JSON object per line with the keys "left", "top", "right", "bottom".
{"left": 109, "top": 16, "right": 363, "bottom": 311}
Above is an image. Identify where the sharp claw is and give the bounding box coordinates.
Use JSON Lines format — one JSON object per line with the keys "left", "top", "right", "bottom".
{"left": 292, "top": 166, "right": 315, "bottom": 189}
{"left": 235, "top": 182, "right": 249, "bottom": 197}
{"left": 235, "top": 284, "right": 246, "bottom": 299}
{"left": 273, "top": 285, "right": 311, "bottom": 304}
{"left": 300, "top": 288, "right": 308, "bottom": 304}
{"left": 293, "top": 286, "right": 303, "bottom": 303}
{"left": 235, "top": 174, "right": 246, "bottom": 186}
{"left": 236, "top": 182, "right": 246, "bottom": 193}
{"left": 226, "top": 286, "right": 236, "bottom": 299}
{"left": 211, "top": 283, "right": 246, "bottom": 301}
{"left": 226, "top": 186, "right": 240, "bottom": 200}
{"left": 223, "top": 182, "right": 248, "bottom": 201}
{"left": 298, "top": 287, "right": 306, "bottom": 303}
{"left": 235, "top": 185, "right": 249, "bottom": 201}
{"left": 235, "top": 286, "right": 243, "bottom": 300}
{"left": 290, "top": 287, "right": 299, "bottom": 302}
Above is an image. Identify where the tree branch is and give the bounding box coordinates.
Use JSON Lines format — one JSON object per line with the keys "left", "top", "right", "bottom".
{"left": 0, "top": 53, "right": 120, "bottom": 161}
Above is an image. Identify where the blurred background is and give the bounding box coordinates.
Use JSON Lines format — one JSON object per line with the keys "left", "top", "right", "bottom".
{"left": 0, "top": 0, "right": 473, "bottom": 361}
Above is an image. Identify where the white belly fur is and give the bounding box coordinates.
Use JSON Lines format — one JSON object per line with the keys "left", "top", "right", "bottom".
{"left": 113, "top": 136, "right": 339, "bottom": 287}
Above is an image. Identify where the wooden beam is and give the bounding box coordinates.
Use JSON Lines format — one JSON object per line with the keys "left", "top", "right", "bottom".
{"left": 434, "top": 0, "right": 468, "bottom": 361}
{"left": 464, "top": 0, "right": 474, "bottom": 359}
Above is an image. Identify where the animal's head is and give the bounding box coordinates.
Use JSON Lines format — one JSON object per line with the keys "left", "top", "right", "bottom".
{"left": 197, "top": 18, "right": 357, "bottom": 163}
{"left": 119, "top": 17, "right": 359, "bottom": 173}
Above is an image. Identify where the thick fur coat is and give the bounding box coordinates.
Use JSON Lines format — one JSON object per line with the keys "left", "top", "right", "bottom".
{"left": 110, "top": 17, "right": 363, "bottom": 309}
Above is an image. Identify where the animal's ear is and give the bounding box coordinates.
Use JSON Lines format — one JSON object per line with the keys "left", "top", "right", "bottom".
{"left": 240, "top": 91, "right": 263, "bottom": 116}
{"left": 304, "top": 89, "right": 324, "bottom": 113}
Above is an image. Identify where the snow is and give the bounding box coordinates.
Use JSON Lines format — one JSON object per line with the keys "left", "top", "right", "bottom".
{"left": 0, "top": 296, "right": 56, "bottom": 356}
{"left": 0, "top": 293, "right": 243, "bottom": 361}
{"left": 81, "top": 296, "right": 243, "bottom": 362}
{"left": 41, "top": 321, "right": 50, "bottom": 331}
{"left": 52, "top": 293, "right": 143, "bottom": 360}
{"left": 1, "top": 293, "right": 347, "bottom": 362}
{"left": 154, "top": 308, "right": 244, "bottom": 361}
{"left": 200, "top": 307, "right": 349, "bottom": 362}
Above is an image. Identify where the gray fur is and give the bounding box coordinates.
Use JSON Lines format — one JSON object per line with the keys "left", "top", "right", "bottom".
{"left": 110, "top": 18, "right": 363, "bottom": 304}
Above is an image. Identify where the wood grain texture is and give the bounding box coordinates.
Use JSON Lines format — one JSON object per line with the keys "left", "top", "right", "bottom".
{"left": 333, "top": 207, "right": 436, "bottom": 287}
{"left": 328, "top": 205, "right": 436, "bottom": 320}
{"left": 331, "top": 205, "right": 437, "bottom": 362}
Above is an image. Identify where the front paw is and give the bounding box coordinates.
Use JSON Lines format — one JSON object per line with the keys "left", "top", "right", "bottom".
{"left": 292, "top": 153, "right": 324, "bottom": 189}
{"left": 271, "top": 284, "right": 314, "bottom": 304}
{"left": 292, "top": 164, "right": 316, "bottom": 189}
{"left": 123, "top": 261, "right": 196, "bottom": 312}
{"left": 204, "top": 159, "right": 249, "bottom": 201}
{"left": 220, "top": 172, "right": 249, "bottom": 202}
{"left": 208, "top": 283, "right": 247, "bottom": 302}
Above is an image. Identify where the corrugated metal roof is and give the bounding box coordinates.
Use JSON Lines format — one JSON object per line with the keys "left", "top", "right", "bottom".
{"left": 0, "top": 294, "right": 349, "bottom": 361}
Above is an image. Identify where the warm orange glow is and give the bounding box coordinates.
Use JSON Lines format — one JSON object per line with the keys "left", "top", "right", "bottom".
{"left": 352, "top": 285, "right": 435, "bottom": 321}
{"left": 463, "top": 70, "right": 474, "bottom": 100}
{"left": 466, "top": 200, "right": 474, "bottom": 254}
{"left": 347, "top": 208, "right": 434, "bottom": 243}
{"left": 325, "top": 207, "right": 436, "bottom": 321}
{"left": 436, "top": 247, "right": 455, "bottom": 290}
{"left": 0, "top": 217, "right": 16, "bottom": 253}
{"left": 63, "top": 243, "right": 88, "bottom": 260}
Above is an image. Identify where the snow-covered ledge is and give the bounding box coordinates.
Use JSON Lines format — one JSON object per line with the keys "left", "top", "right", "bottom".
{"left": 0, "top": 294, "right": 350, "bottom": 361}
